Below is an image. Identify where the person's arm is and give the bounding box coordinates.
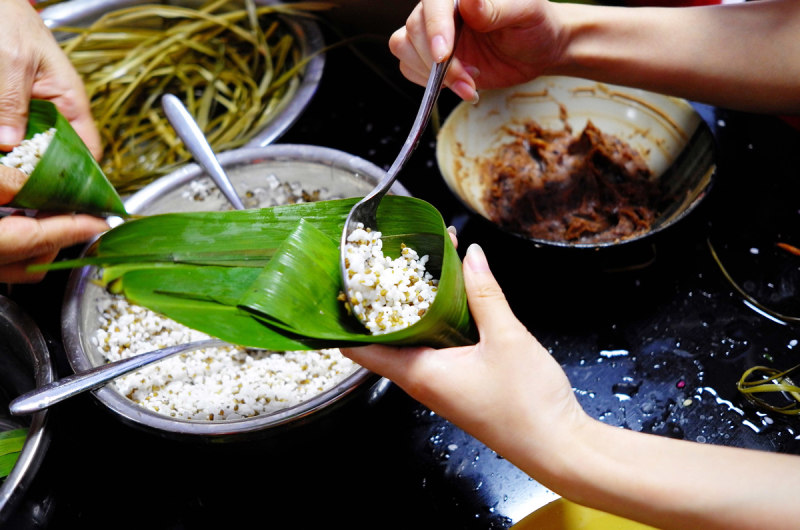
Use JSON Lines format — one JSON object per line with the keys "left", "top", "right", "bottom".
{"left": 341, "top": 243, "right": 800, "bottom": 530}
{"left": 391, "top": 0, "right": 800, "bottom": 113}
{"left": 553, "top": 0, "right": 800, "bottom": 113}
{"left": 0, "top": 0, "right": 101, "bottom": 157}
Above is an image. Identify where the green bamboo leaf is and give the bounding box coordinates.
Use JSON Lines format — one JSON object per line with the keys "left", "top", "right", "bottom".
{"left": 38, "top": 196, "right": 476, "bottom": 349}
{"left": 4, "top": 100, "right": 127, "bottom": 217}
{"left": 240, "top": 219, "right": 365, "bottom": 337}
{"left": 0, "top": 428, "right": 27, "bottom": 479}
{"left": 118, "top": 266, "right": 329, "bottom": 351}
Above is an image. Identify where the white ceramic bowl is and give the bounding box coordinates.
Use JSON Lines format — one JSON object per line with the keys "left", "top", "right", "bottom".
{"left": 436, "top": 76, "right": 716, "bottom": 248}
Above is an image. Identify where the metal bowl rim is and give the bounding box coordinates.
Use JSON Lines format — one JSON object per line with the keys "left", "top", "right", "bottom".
{"left": 0, "top": 297, "right": 54, "bottom": 520}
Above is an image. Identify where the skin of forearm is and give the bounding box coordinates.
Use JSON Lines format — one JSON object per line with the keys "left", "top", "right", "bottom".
{"left": 548, "top": 0, "right": 800, "bottom": 114}
{"left": 499, "top": 413, "right": 800, "bottom": 530}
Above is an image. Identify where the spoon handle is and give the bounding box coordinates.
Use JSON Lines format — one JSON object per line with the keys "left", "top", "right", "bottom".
{"left": 161, "top": 94, "right": 246, "bottom": 211}
{"left": 362, "top": 1, "right": 463, "bottom": 213}
{"left": 9, "top": 339, "right": 226, "bottom": 415}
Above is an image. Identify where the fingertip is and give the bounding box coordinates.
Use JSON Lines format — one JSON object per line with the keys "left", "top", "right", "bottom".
{"left": 431, "top": 34, "right": 449, "bottom": 63}
{"left": 0, "top": 126, "right": 24, "bottom": 151}
{"left": 464, "top": 243, "right": 490, "bottom": 273}
{"left": 450, "top": 79, "right": 479, "bottom": 104}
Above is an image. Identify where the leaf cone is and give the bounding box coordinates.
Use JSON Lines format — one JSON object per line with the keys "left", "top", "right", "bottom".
{"left": 5, "top": 100, "right": 127, "bottom": 217}
{"left": 48, "top": 196, "right": 476, "bottom": 350}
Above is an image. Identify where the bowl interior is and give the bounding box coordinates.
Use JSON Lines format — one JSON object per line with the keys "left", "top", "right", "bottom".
{"left": 62, "top": 145, "right": 407, "bottom": 440}
{"left": 0, "top": 297, "right": 52, "bottom": 522}
{"left": 436, "top": 76, "right": 716, "bottom": 248}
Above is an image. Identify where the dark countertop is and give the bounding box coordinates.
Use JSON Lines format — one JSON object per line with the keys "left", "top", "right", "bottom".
{"left": 5, "top": 29, "right": 800, "bottom": 530}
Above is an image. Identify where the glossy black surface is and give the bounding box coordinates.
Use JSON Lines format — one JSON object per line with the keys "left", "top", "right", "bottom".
{"left": 6, "top": 30, "right": 800, "bottom": 529}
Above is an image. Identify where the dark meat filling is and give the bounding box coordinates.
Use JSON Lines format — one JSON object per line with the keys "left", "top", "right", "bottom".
{"left": 481, "top": 120, "right": 659, "bottom": 244}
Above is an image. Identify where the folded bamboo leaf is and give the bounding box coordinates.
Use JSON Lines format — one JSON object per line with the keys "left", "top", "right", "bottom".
{"left": 118, "top": 266, "right": 330, "bottom": 351}
{"left": 240, "top": 219, "right": 365, "bottom": 337}
{"left": 40, "top": 196, "right": 476, "bottom": 349}
{"left": 5, "top": 100, "right": 127, "bottom": 217}
{"left": 240, "top": 218, "right": 475, "bottom": 347}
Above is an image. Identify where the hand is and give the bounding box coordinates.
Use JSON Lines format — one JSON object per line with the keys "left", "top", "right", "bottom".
{"left": 341, "top": 243, "right": 589, "bottom": 460}
{"left": 0, "top": 166, "right": 108, "bottom": 283}
{"left": 389, "top": 0, "right": 563, "bottom": 102}
{"left": 0, "top": 0, "right": 101, "bottom": 159}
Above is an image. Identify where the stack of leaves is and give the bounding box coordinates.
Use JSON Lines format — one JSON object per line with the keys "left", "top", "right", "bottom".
{"left": 0, "top": 428, "right": 28, "bottom": 480}
{"left": 57, "top": 0, "right": 331, "bottom": 192}
{"left": 43, "top": 196, "right": 476, "bottom": 350}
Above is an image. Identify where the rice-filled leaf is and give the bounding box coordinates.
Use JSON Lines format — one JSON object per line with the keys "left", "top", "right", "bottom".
{"left": 4, "top": 100, "right": 127, "bottom": 217}
{"left": 39, "top": 196, "right": 477, "bottom": 349}
{"left": 240, "top": 216, "right": 475, "bottom": 347}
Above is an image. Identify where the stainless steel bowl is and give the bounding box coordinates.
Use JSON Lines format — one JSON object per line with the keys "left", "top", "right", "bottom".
{"left": 437, "top": 75, "right": 716, "bottom": 249}
{"left": 0, "top": 297, "right": 53, "bottom": 525}
{"left": 62, "top": 144, "right": 408, "bottom": 441}
{"left": 39, "top": 0, "right": 325, "bottom": 149}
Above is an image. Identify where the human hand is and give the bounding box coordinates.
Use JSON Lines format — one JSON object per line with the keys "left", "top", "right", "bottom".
{"left": 389, "top": 0, "right": 564, "bottom": 102}
{"left": 340, "top": 243, "right": 589, "bottom": 462}
{"left": 0, "top": 166, "right": 108, "bottom": 283}
{"left": 0, "top": 0, "right": 101, "bottom": 159}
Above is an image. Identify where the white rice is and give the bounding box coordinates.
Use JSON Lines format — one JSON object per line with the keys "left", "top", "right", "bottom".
{"left": 343, "top": 223, "right": 438, "bottom": 334}
{"left": 91, "top": 175, "right": 359, "bottom": 422}
{"left": 0, "top": 128, "right": 56, "bottom": 175}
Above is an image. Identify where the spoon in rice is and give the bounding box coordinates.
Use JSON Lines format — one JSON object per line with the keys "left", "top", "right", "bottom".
{"left": 161, "top": 93, "right": 246, "bottom": 211}
{"left": 9, "top": 339, "right": 227, "bottom": 415}
{"left": 339, "top": 0, "right": 462, "bottom": 298}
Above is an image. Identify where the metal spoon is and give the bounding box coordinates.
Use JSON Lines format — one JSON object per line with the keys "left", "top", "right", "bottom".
{"left": 339, "top": 0, "right": 461, "bottom": 295}
{"left": 9, "top": 339, "right": 227, "bottom": 415}
{"left": 161, "top": 93, "right": 246, "bottom": 211}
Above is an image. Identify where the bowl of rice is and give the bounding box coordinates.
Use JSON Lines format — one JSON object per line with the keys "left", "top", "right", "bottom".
{"left": 436, "top": 75, "right": 716, "bottom": 249}
{"left": 61, "top": 144, "right": 410, "bottom": 441}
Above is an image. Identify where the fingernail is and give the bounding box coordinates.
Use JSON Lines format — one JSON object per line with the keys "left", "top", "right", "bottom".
{"left": 465, "top": 243, "right": 490, "bottom": 272}
{"left": 431, "top": 35, "right": 448, "bottom": 63}
{"left": 464, "top": 65, "right": 480, "bottom": 80}
{"left": 0, "top": 126, "right": 22, "bottom": 149}
{"left": 447, "top": 225, "right": 457, "bottom": 236}
{"left": 451, "top": 80, "right": 479, "bottom": 104}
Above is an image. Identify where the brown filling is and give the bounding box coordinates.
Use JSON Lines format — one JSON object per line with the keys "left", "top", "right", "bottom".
{"left": 480, "top": 120, "right": 660, "bottom": 244}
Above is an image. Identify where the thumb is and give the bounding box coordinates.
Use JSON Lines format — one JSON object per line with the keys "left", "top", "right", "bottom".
{"left": 0, "top": 166, "right": 28, "bottom": 205}
{"left": 0, "top": 85, "right": 31, "bottom": 151}
{"left": 462, "top": 243, "right": 521, "bottom": 336}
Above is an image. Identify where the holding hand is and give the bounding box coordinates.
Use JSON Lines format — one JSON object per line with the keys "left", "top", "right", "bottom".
{"left": 0, "top": 0, "right": 101, "bottom": 158}
{"left": 341, "top": 243, "right": 589, "bottom": 463}
{"left": 0, "top": 166, "right": 108, "bottom": 284}
{"left": 389, "top": 0, "right": 562, "bottom": 102}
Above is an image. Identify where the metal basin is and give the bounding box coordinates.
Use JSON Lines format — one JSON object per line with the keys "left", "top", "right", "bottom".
{"left": 0, "top": 297, "right": 53, "bottom": 525}
{"left": 62, "top": 144, "right": 408, "bottom": 441}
